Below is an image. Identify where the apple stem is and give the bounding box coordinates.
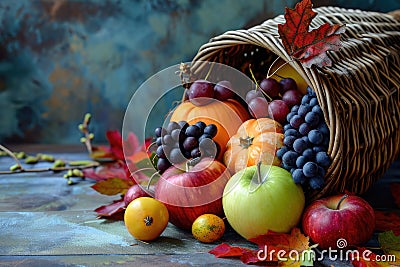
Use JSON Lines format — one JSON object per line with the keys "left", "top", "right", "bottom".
{"left": 256, "top": 161, "right": 262, "bottom": 184}
{"left": 336, "top": 194, "right": 348, "bottom": 210}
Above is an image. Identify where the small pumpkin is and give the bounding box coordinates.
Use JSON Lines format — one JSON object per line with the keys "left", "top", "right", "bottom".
{"left": 223, "top": 118, "right": 284, "bottom": 174}
{"left": 169, "top": 99, "right": 250, "bottom": 157}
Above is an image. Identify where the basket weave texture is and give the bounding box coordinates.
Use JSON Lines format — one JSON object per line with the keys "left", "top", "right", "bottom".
{"left": 190, "top": 6, "right": 400, "bottom": 199}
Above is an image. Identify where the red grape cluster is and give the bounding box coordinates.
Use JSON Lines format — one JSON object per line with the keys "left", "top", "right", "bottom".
{"left": 245, "top": 77, "right": 303, "bottom": 124}
{"left": 187, "top": 80, "right": 236, "bottom": 106}
{"left": 276, "top": 88, "right": 331, "bottom": 190}
{"left": 154, "top": 121, "right": 219, "bottom": 173}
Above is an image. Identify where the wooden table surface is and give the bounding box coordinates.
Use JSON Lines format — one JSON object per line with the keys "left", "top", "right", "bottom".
{"left": 0, "top": 145, "right": 399, "bottom": 267}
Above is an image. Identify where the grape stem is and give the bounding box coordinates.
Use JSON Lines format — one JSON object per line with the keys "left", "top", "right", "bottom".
{"left": 248, "top": 64, "right": 272, "bottom": 101}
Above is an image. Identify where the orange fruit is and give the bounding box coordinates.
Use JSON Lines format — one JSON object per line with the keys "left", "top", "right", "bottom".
{"left": 124, "top": 197, "right": 169, "bottom": 241}
{"left": 191, "top": 214, "right": 225, "bottom": 243}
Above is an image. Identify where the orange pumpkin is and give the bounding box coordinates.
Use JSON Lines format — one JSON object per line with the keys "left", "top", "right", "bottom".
{"left": 223, "top": 118, "right": 284, "bottom": 174}
{"left": 169, "top": 99, "right": 250, "bottom": 158}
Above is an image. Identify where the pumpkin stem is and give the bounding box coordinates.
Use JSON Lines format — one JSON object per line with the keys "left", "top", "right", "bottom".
{"left": 239, "top": 136, "right": 254, "bottom": 149}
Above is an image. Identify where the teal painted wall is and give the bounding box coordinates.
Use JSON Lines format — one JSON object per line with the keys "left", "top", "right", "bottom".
{"left": 0, "top": 0, "right": 399, "bottom": 144}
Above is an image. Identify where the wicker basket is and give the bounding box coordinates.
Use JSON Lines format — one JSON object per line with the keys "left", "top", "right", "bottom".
{"left": 189, "top": 6, "right": 400, "bottom": 200}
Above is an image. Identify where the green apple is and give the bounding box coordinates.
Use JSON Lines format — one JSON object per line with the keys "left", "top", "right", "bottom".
{"left": 222, "top": 163, "right": 305, "bottom": 239}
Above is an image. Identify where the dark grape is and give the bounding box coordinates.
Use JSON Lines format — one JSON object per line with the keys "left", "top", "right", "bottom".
{"left": 312, "top": 105, "right": 322, "bottom": 115}
{"left": 313, "top": 146, "right": 325, "bottom": 153}
{"left": 282, "top": 89, "right": 303, "bottom": 107}
{"left": 157, "top": 158, "right": 171, "bottom": 173}
{"left": 303, "top": 162, "right": 318, "bottom": 177}
{"left": 305, "top": 112, "right": 320, "bottom": 127}
{"left": 302, "top": 148, "right": 314, "bottom": 160}
{"left": 307, "top": 87, "right": 316, "bottom": 97}
{"left": 316, "top": 151, "right": 330, "bottom": 167}
{"left": 318, "top": 166, "right": 326, "bottom": 178}
{"left": 298, "top": 104, "right": 311, "bottom": 117}
{"left": 292, "top": 169, "right": 306, "bottom": 184}
{"left": 284, "top": 135, "right": 296, "bottom": 148}
{"left": 156, "top": 137, "right": 162, "bottom": 146}
{"left": 279, "top": 78, "right": 297, "bottom": 94}
{"left": 199, "top": 138, "right": 217, "bottom": 158}
{"left": 285, "top": 129, "right": 299, "bottom": 137}
{"left": 282, "top": 163, "right": 292, "bottom": 171}
{"left": 162, "top": 134, "right": 174, "bottom": 146}
{"left": 156, "top": 145, "right": 167, "bottom": 159}
{"left": 309, "top": 97, "right": 319, "bottom": 107}
{"left": 204, "top": 124, "right": 218, "bottom": 137}
{"left": 291, "top": 105, "right": 300, "bottom": 113}
{"left": 171, "top": 128, "right": 183, "bottom": 142}
{"left": 309, "top": 176, "right": 324, "bottom": 189}
{"left": 191, "top": 147, "right": 201, "bottom": 158}
{"left": 299, "top": 123, "right": 311, "bottom": 135}
{"left": 167, "top": 121, "right": 180, "bottom": 133}
{"left": 308, "top": 130, "right": 323, "bottom": 145}
{"left": 268, "top": 100, "right": 289, "bottom": 124}
{"left": 198, "top": 134, "right": 212, "bottom": 143}
{"left": 185, "top": 125, "right": 202, "bottom": 137}
{"left": 296, "top": 155, "right": 308, "bottom": 168}
{"left": 195, "top": 121, "right": 207, "bottom": 133}
{"left": 214, "top": 80, "right": 236, "bottom": 100}
{"left": 293, "top": 138, "right": 307, "bottom": 153}
{"left": 301, "top": 94, "right": 312, "bottom": 105}
{"left": 286, "top": 111, "right": 296, "bottom": 123}
{"left": 169, "top": 148, "right": 185, "bottom": 164}
{"left": 248, "top": 97, "right": 269, "bottom": 118}
{"left": 282, "top": 151, "right": 298, "bottom": 167}
{"left": 318, "top": 123, "right": 329, "bottom": 136}
{"left": 284, "top": 124, "right": 293, "bottom": 132}
{"left": 178, "top": 121, "right": 189, "bottom": 131}
{"left": 155, "top": 127, "right": 163, "bottom": 137}
{"left": 277, "top": 146, "right": 289, "bottom": 159}
{"left": 183, "top": 136, "right": 198, "bottom": 151}
{"left": 259, "top": 77, "right": 281, "bottom": 98}
{"left": 290, "top": 115, "right": 304, "bottom": 129}
{"left": 245, "top": 90, "right": 263, "bottom": 103}
{"left": 188, "top": 80, "right": 214, "bottom": 106}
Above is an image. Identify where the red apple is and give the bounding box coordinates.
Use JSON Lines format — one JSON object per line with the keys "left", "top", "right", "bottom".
{"left": 302, "top": 194, "right": 375, "bottom": 249}
{"left": 124, "top": 184, "right": 151, "bottom": 206}
{"left": 154, "top": 158, "right": 230, "bottom": 231}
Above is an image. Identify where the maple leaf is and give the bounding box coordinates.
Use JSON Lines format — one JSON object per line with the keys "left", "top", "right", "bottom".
{"left": 94, "top": 198, "right": 125, "bottom": 219}
{"left": 91, "top": 177, "right": 133, "bottom": 196}
{"left": 390, "top": 183, "right": 400, "bottom": 208}
{"left": 278, "top": 0, "right": 346, "bottom": 68}
{"left": 83, "top": 161, "right": 131, "bottom": 182}
{"left": 375, "top": 210, "right": 400, "bottom": 236}
{"left": 209, "top": 228, "right": 312, "bottom": 266}
{"left": 378, "top": 231, "right": 400, "bottom": 265}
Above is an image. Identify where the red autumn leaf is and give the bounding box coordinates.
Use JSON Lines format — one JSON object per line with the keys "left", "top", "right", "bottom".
{"left": 94, "top": 198, "right": 126, "bottom": 219}
{"left": 209, "top": 243, "right": 252, "bottom": 258}
{"left": 83, "top": 161, "right": 131, "bottom": 181}
{"left": 375, "top": 210, "right": 400, "bottom": 235}
{"left": 209, "top": 228, "right": 310, "bottom": 265}
{"left": 278, "top": 0, "right": 346, "bottom": 68}
{"left": 91, "top": 177, "right": 133, "bottom": 196}
{"left": 390, "top": 183, "right": 400, "bottom": 208}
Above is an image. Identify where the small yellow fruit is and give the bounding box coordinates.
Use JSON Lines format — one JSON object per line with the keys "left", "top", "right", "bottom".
{"left": 124, "top": 197, "right": 169, "bottom": 241}
{"left": 192, "top": 214, "right": 225, "bottom": 243}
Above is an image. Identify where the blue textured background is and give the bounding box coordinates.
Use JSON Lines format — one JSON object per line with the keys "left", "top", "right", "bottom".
{"left": 0, "top": 0, "right": 399, "bottom": 144}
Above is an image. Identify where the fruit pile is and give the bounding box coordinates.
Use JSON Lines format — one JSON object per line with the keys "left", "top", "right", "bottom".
{"left": 277, "top": 88, "right": 331, "bottom": 189}
{"left": 154, "top": 120, "right": 219, "bottom": 173}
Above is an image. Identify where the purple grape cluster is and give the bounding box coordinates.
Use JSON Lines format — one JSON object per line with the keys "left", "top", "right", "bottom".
{"left": 154, "top": 121, "right": 218, "bottom": 173}
{"left": 277, "top": 88, "right": 331, "bottom": 189}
